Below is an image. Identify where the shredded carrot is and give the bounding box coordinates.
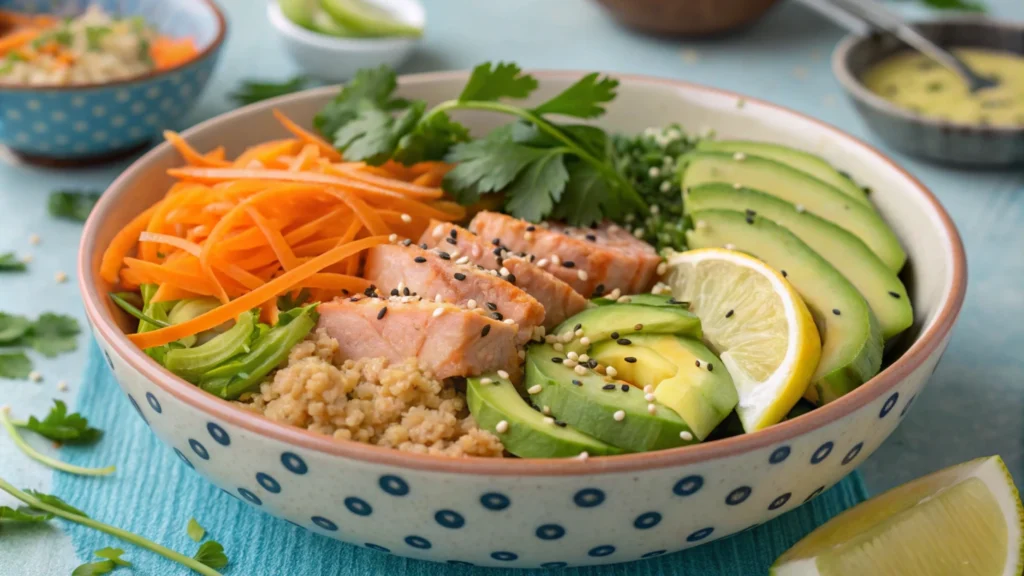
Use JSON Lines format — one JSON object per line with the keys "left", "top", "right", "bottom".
{"left": 0, "top": 28, "right": 39, "bottom": 55}
{"left": 164, "top": 131, "right": 230, "bottom": 167}
{"left": 332, "top": 163, "right": 446, "bottom": 200}
{"left": 152, "top": 284, "right": 202, "bottom": 303}
{"left": 272, "top": 109, "right": 342, "bottom": 162}
{"left": 245, "top": 206, "right": 300, "bottom": 271}
{"left": 149, "top": 36, "right": 199, "bottom": 71}
{"left": 101, "top": 204, "right": 159, "bottom": 283}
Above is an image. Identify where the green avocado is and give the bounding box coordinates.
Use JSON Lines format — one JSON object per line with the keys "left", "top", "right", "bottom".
{"left": 591, "top": 293, "right": 689, "bottom": 308}
{"left": 679, "top": 151, "right": 906, "bottom": 272}
{"left": 467, "top": 373, "right": 621, "bottom": 458}
{"left": 685, "top": 209, "right": 883, "bottom": 404}
{"left": 590, "top": 334, "right": 738, "bottom": 440}
{"left": 525, "top": 344, "right": 695, "bottom": 451}
{"left": 553, "top": 301, "right": 700, "bottom": 354}
{"left": 686, "top": 184, "right": 913, "bottom": 341}
{"left": 696, "top": 140, "right": 872, "bottom": 208}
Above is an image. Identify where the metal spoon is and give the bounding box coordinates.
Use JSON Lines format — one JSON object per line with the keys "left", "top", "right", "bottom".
{"left": 798, "top": 0, "right": 999, "bottom": 92}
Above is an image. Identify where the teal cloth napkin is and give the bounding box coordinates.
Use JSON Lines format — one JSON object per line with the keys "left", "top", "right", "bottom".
{"left": 51, "top": 342, "right": 869, "bottom": 575}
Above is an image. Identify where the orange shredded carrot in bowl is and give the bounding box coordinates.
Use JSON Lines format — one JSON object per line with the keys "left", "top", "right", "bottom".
{"left": 102, "top": 110, "right": 461, "bottom": 347}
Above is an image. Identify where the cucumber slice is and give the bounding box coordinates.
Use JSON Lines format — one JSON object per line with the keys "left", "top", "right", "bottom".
{"left": 319, "top": 0, "right": 423, "bottom": 38}
{"left": 162, "top": 311, "right": 257, "bottom": 382}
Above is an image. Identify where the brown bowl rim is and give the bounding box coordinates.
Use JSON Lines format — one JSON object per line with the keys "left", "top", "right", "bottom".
{"left": 0, "top": 0, "right": 227, "bottom": 93}
{"left": 78, "top": 70, "right": 968, "bottom": 477}
{"left": 831, "top": 15, "right": 1024, "bottom": 134}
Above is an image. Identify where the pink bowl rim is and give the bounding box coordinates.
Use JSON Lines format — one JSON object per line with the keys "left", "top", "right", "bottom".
{"left": 78, "top": 70, "right": 968, "bottom": 477}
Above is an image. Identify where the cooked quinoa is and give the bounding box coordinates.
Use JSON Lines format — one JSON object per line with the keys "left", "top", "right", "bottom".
{"left": 240, "top": 329, "right": 505, "bottom": 458}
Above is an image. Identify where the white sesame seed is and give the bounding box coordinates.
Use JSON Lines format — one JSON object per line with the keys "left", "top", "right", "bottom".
{"left": 397, "top": 281, "right": 405, "bottom": 292}
{"left": 643, "top": 385, "right": 654, "bottom": 393}
{"left": 633, "top": 228, "right": 644, "bottom": 239}
{"left": 579, "top": 354, "right": 589, "bottom": 363}
{"left": 725, "top": 243, "right": 736, "bottom": 250}
{"left": 613, "top": 410, "right": 626, "bottom": 422}
{"left": 480, "top": 377, "right": 493, "bottom": 385}
{"left": 54, "top": 271, "right": 67, "bottom": 283}
{"left": 528, "top": 384, "right": 543, "bottom": 395}
{"left": 550, "top": 254, "right": 561, "bottom": 266}
{"left": 795, "top": 204, "right": 806, "bottom": 213}
{"left": 21, "top": 254, "right": 33, "bottom": 264}
{"left": 388, "top": 233, "right": 398, "bottom": 243}
{"left": 660, "top": 181, "right": 672, "bottom": 193}
{"left": 497, "top": 369, "right": 510, "bottom": 380}
{"left": 500, "top": 267, "right": 510, "bottom": 276}
{"left": 28, "top": 233, "right": 40, "bottom": 245}
{"left": 574, "top": 329, "right": 584, "bottom": 337}
{"left": 651, "top": 284, "right": 665, "bottom": 295}
{"left": 608, "top": 288, "right": 622, "bottom": 300}
{"left": 471, "top": 244, "right": 481, "bottom": 258}
{"left": 617, "top": 296, "right": 632, "bottom": 304}
{"left": 680, "top": 431, "right": 694, "bottom": 441}
{"left": 57, "top": 380, "right": 68, "bottom": 392}
{"left": 456, "top": 256, "right": 469, "bottom": 265}
{"left": 657, "top": 262, "right": 668, "bottom": 275}
{"left": 542, "top": 406, "right": 551, "bottom": 415}
{"left": 567, "top": 351, "right": 579, "bottom": 361}
{"left": 451, "top": 249, "right": 461, "bottom": 259}
{"left": 434, "top": 294, "right": 443, "bottom": 303}
{"left": 543, "top": 417, "right": 555, "bottom": 425}
{"left": 503, "top": 319, "right": 515, "bottom": 325}
{"left": 606, "top": 366, "right": 618, "bottom": 378}
{"left": 733, "top": 152, "right": 746, "bottom": 161}
{"left": 561, "top": 331, "right": 574, "bottom": 343}
{"left": 537, "top": 258, "right": 549, "bottom": 268}
{"left": 432, "top": 224, "right": 444, "bottom": 238}
{"left": 553, "top": 342, "right": 564, "bottom": 352}
{"left": 579, "top": 337, "right": 591, "bottom": 346}
{"left": 576, "top": 451, "right": 589, "bottom": 461}
{"left": 29, "top": 371, "right": 42, "bottom": 382}
{"left": 564, "top": 359, "right": 577, "bottom": 368}
{"left": 545, "top": 335, "right": 557, "bottom": 344}
{"left": 400, "top": 213, "right": 412, "bottom": 223}
{"left": 648, "top": 166, "right": 660, "bottom": 178}
{"left": 535, "top": 326, "right": 546, "bottom": 338}
{"left": 496, "top": 420, "right": 509, "bottom": 434}
{"left": 467, "top": 299, "right": 477, "bottom": 309}
{"left": 645, "top": 393, "right": 656, "bottom": 402}
{"left": 400, "top": 296, "right": 411, "bottom": 303}
{"left": 432, "top": 307, "right": 444, "bottom": 318}
{"left": 574, "top": 365, "right": 587, "bottom": 376}
{"left": 577, "top": 270, "right": 589, "bottom": 281}
{"left": 523, "top": 231, "right": 534, "bottom": 241}
{"left": 647, "top": 403, "right": 657, "bottom": 414}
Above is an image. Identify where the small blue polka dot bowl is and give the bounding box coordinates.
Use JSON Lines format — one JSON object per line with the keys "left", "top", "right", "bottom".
{"left": 0, "top": 0, "right": 225, "bottom": 165}
{"left": 79, "top": 72, "right": 967, "bottom": 568}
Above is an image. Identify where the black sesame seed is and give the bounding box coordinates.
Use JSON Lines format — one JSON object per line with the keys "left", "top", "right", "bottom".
{"left": 349, "top": 297, "right": 360, "bottom": 302}
{"left": 695, "top": 360, "right": 701, "bottom": 367}
{"left": 401, "top": 238, "right": 412, "bottom": 246}
{"left": 450, "top": 229, "right": 458, "bottom": 239}
{"left": 491, "top": 238, "right": 501, "bottom": 246}
{"left": 403, "top": 287, "right": 410, "bottom": 296}
{"left": 486, "top": 302, "right": 498, "bottom": 311}
{"left": 572, "top": 379, "right": 583, "bottom": 386}
{"left": 554, "top": 420, "right": 567, "bottom": 427}
{"left": 587, "top": 359, "right": 598, "bottom": 369}
{"left": 586, "top": 234, "right": 597, "bottom": 242}
{"left": 454, "top": 273, "right": 467, "bottom": 281}
{"left": 610, "top": 331, "right": 619, "bottom": 339}
{"left": 617, "top": 338, "right": 632, "bottom": 345}
{"left": 562, "top": 261, "right": 576, "bottom": 268}
{"left": 552, "top": 357, "right": 563, "bottom": 364}
{"left": 446, "top": 237, "right": 457, "bottom": 245}
{"left": 832, "top": 308, "right": 841, "bottom": 316}
{"left": 745, "top": 214, "right": 755, "bottom": 225}
{"left": 492, "top": 312, "right": 504, "bottom": 321}
{"left": 481, "top": 325, "right": 491, "bottom": 337}
{"left": 625, "top": 357, "right": 637, "bottom": 363}
{"left": 708, "top": 363, "right": 714, "bottom": 372}
{"left": 342, "top": 289, "right": 350, "bottom": 295}
{"left": 621, "top": 384, "right": 630, "bottom": 392}
{"left": 493, "top": 247, "right": 503, "bottom": 256}
{"left": 506, "top": 273, "right": 516, "bottom": 284}
{"left": 390, "top": 288, "right": 400, "bottom": 296}
{"left": 782, "top": 270, "right": 788, "bottom": 278}
{"left": 364, "top": 285, "right": 378, "bottom": 297}
{"left": 745, "top": 209, "right": 757, "bottom": 217}
{"left": 377, "top": 307, "right": 388, "bottom": 320}
{"left": 602, "top": 384, "right": 616, "bottom": 390}
{"left": 888, "top": 291, "right": 900, "bottom": 299}
{"left": 725, "top": 309, "right": 734, "bottom": 318}
{"left": 526, "top": 225, "right": 536, "bottom": 232}
{"left": 419, "top": 242, "right": 428, "bottom": 249}
{"left": 593, "top": 284, "right": 606, "bottom": 297}
{"left": 574, "top": 323, "right": 583, "bottom": 332}
{"left": 414, "top": 256, "right": 427, "bottom": 263}
{"left": 437, "top": 251, "right": 451, "bottom": 260}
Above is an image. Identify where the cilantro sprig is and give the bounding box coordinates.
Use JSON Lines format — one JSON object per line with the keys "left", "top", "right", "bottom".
{"left": 0, "top": 252, "right": 27, "bottom": 272}
{"left": 0, "top": 405, "right": 114, "bottom": 476}
{"left": 16, "top": 399, "right": 103, "bottom": 444}
{"left": 315, "top": 63, "right": 647, "bottom": 225}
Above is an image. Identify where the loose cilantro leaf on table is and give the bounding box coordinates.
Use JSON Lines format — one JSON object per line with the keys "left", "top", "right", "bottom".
{"left": 0, "top": 352, "right": 32, "bottom": 379}
{"left": 0, "top": 252, "right": 26, "bottom": 272}
{"left": 187, "top": 517, "right": 206, "bottom": 542}
{"left": 20, "top": 399, "right": 103, "bottom": 444}
{"left": 24, "top": 490, "right": 89, "bottom": 517}
{"left": 49, "top": 190, "right": 102, "bottom": 222}
{"left": 26, "top": 313, "right": 80, "bottom": 357}
{"left": 0, "top": 505, "right": 52, "bottom": 523}
{"left": 193, "top": 540, "right": 229, "bottom": 569}
{"left": 0, "top": 313, "right": 32, "bottom": 344}
{"left": 230, "top": 76, "right": 312, "bottom": 106}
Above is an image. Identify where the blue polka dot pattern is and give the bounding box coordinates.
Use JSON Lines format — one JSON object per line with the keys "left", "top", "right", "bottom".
{"left": 588, "top": 545, "right": 615, "bottom": 557}
{"left": 405, "top": 535, "right": 431, "bottom": 549}
{"left": 145, "top": 392, "right": 162, "bottom": 414}
{"left": 345, "top": 497, "right": 373, "bottom": 517}
{"left": 173, "top": 448, "right": 193, "bottom": 469}
{"left": 641, "top": 550, "right": 666, "bottom": 558}
{"left": 434, "top": 509, "right": 464, "bottom": 529}
{"left": 281, "top": 452, "right": 308, "bottom": 475}
{"left": 769, "top": 493, "right": 791, "bottom": 510}
{"left": 842, "top": 442, "right": 864, "bottom": 465}
{"left": 481, "top": 492, "right": 510, "bottom": 511}
{"left": 379, "top": 475, "right": 409, "bottom": 496}
{"left": 491, "top": 551, "right": 518, "bottom": 561}
{"left": 573, "top": 488, "right": 605, "bottom": 508}
{"left": 769, "top": 446, "right": 791, "bottom": 464}
{"left": 880, "top": 392, "right": 899, "bottom": 418}
{"left": 726, "top": 486, "right": 752, "bottom": 506}
{"left": 103, "top": 350, "right": 115, "bottom": 372}
{"left": 188, "top": 439, "right": 209, "bottom": 460}
{"left": 447, "top": 560, "right": 473, "bottom": 566}
{"left": 206, "top": 422, "right": 230, "bottom": 446}
{"left": 256, "top": 473, "right": 281, "bottom": 494}
{"left": 673, "top": 475, "right": 703, "bottom": 496}
{"left": 312, "top": 516, "right": 338, "bottom": 531}
{"left": 633, "top": 512, "right": 662, "bottom": 529}
{"left": 811, "top": 441, "right": 834, "bottom": 464}
{"left": 364, "top": 543, "right": 389, "bottom": 553}
{"left": 535, "top": 524, "right": 565, "bottom": 540}
{"left": 237, "top": 488, "right": 262, "bottom": 506}
{"left": 804, "top": 486, "right": 826, "bottom": 502}
{"left": 128, "top": 395, "right": 147, "bottom": 425}
{"left": 901, "top": 394, "right": 916, "bottom": 418}
{"left": 541, "top": 561, "right": 569, "bottom": 568}
{"left": 687, "top": 527, "right": 714, "bottom": 542}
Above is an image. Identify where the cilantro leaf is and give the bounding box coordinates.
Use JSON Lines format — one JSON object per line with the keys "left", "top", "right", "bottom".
{"left": 443, "top": 128, "right": 550, "bottom": 205}
{"left": 72, "top": 560, "right": 115, "bottom": 576}
{"left": 230, "top": 76, "right": 311, "bottom": 107}
{"left": 27, "top": 313, "right": 80, "bottom": 358}
{"left": 394, "top": 111, "right": 471, "bottom": 164}
{"left": 551, "top": 161, "right": 619, "bottom": 226}
{"left": 0, "top": 313, "right": 32, "bottom": 344}
{"left": 277, "top": 288, "right": 312, "bottom": 312}
{"left": 94, "top": 548, "right": 131, "bottom": 566}
{"left": 49, "top": 190, "right": 102, "bottom": 222}
{"left": 0, "top": 505, "right": 52, "bottom": 523}
{"left": 458, "top": 62, "right": 538, "bottom": 102}
{"left": 187, "top": 518, "right": 206, "bottom": 542}
{"left": 193, "top": 540, "right": 228, "bottom": 569}
{"left": 0, "top": 352, "right": 32, "bottom": 379}
{"left": 21, "top": 399, "right": 103, "bottom": 445}
{"left": 0, "top": 252, "right": 26, "bottom": 272}
{"left": 333, "top": 101, "right": 425, "bottom": 165}
{"left": 532, "top": 72, "right": 619, "bottom": 119}
{"left": 313, "top": 65, "right": 408, "bottom": 138}
{"left": 502, "top": 151, "right": 569, "bottom": 222}
{"left": 24, "top": 490, "right": 89, "bottom": 518}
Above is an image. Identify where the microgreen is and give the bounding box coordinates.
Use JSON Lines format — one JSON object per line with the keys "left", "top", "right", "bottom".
{"left": 18, "top": 399, "right": 103, "bottom": 445}
{"left": 110, "top": 293, "right": 170, "bottom": 328}
{"left": 230, "top": 76, "right": 312, "bottom": 106}
{"left": 95, "top": 548, "right": 131, "bottom": 566}
{"left": 193, "top": 541, "right": 228, "bottom": 569}
{"left": 0, "top": 252, "right": 27, "bottom": 272}
{"left": 277, "top": 288, "right": 311, "bottom": 312}
{"left": 0, "top": 352, "right": 32, "bottom": 379}
{"left": 0, "top": 406, "right": 115, "bottom": 476}
{"left": 49, "top": 190, "right": 102, "bottom": 222}
{"left": 187, "top": 518, "right": 206, "bottom": 542}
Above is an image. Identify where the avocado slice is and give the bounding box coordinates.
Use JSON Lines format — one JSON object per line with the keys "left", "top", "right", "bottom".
{"left": 467, "top": 373, "right": 621, "bottom": 458}
{"left": 686, "top": 184, "right": 913, "bottom": 341}
{"left": 553, "top": 302, "right": 700, "bottom": 354}
{"left": 696, "top": 140, "right": 872, "bottom": 208}
{"left": 525, "top": 344, "right": 694, "bottom": 451}
{"left": 592, "top": 293, "right": 689, "bottom": 308}
{"left": 685, "top": 209, "right": 883, "bottom": 404}
{"left": 590, "top": 334, "right": 738, "bottom": 441}
{"left": 679, "top": 151, "right": 906, "bottom": 272}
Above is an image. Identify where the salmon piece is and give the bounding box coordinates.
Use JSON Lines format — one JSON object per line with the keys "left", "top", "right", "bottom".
{"left": 469, "top": 211, "right": 662, "bottom": 296}
{"left": 317, "top": 296, "right": 519, "bottom": 380}
{"left": 363, "top": 243, "right": 545, "bottom": 345}
{"left": 420, "top": 220, "right": 587, "bottom": 330}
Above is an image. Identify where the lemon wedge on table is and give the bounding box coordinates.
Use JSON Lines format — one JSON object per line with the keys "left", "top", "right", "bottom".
{"left": 772, "top": 456, "right": 1024, "bottom": 576}
{"left": 661, "top": 248, "right": 821, "bottom": 432}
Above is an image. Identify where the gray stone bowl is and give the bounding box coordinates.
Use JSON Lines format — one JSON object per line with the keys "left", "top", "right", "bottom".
{"left": 832, "top": 17, "right": 1024, "bottom": 167}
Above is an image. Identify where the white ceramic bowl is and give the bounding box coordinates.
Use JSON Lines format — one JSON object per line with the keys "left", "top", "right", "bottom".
{"left": 266, "top": 0, "right": 424, "bottom": 82}
{"left": 79, "top": 71, "right": 967, "bottom": 569}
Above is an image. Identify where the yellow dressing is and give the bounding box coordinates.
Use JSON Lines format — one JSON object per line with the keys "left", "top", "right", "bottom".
{"left": 862, "top": 48, "right": 1024, "bottom": 127}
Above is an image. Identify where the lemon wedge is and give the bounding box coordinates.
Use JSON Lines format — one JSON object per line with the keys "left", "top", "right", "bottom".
{"left": 662, "top": 248, "right": 820, "bottom": 432}
{"left": 772, "top": 456, "right": 1024, "bottom": 576}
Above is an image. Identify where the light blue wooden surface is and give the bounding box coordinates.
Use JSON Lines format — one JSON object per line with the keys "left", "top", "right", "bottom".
{"left": 1, "top": 0, "right": 1022, "bottom": 571}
